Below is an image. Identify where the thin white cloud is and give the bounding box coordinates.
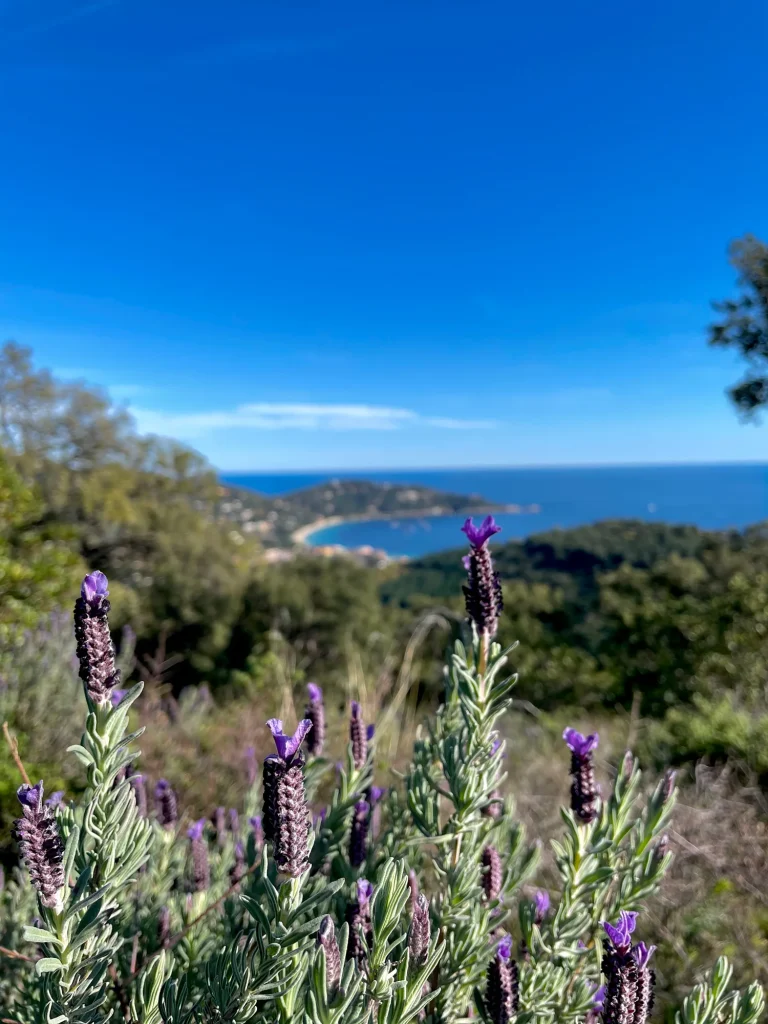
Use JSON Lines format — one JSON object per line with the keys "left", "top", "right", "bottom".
{"left": 130, "top": 402, "right": 496, "bottom": 439}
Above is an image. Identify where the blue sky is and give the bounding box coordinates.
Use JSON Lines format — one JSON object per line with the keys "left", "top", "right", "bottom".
{"left": 1, "top": 0, "right": 767, "bottom": 471}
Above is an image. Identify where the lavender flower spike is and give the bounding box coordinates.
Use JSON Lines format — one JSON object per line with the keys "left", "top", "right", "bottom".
{"left": 349, "top": 799, "right": 370, "bottom": 868}
{"left": 155, "top": 779, "right": 178, "bottom": 829}
{"left": 409, "top": 892, "right": 431, "bottom": 968}
{"left": 74, "top": 570, "right": 120, "bottom": 705}
{"left": 485, "top": 933, "right": 519, "bottom": 1024}
{"left": 305, "top": 683, "right": 325, "bottom": 756}
{"left": 350, "top": 701, "right": 368, "bottom": 769}
{"left": 564, "top": 726, "right": 601, "bottom": 824}
{"left": 187, "top": 819, "right": 209, "bottom": 892}
{"left": 13, "top": 782, "right": 65, "bottom": 911}
{"left": 267, "top": 717, "right": 313, "bottom": 764}
{"left": 346, "top": 879, "right": 374, "bottom": 965}
{"left": 462, "top": 515, "right": 502, "bottom": 549}
{"left": 318, "top": 916, "right": 342, "bottom": 996}
{"left": 462, "top": 519, "right": 504, "bottom": 640}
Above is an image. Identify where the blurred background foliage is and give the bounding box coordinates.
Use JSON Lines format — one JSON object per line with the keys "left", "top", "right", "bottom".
{"left": 4, "top": 340, "right": 768, "bottom": 1008}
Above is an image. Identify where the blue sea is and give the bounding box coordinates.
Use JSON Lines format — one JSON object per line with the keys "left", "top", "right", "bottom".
{"left": 221, "top": 465, "right": 768, "bottom": 558}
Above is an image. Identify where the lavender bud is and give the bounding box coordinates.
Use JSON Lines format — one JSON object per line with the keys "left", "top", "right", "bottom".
{"left": 305, "top": 683, "right": 325, "bottom": 756}
{"left": 485, "top": 935, "right": 519, "bottom": 1024}
{"left": 349, "top": 800, "right": 370, "bottom": 868}
{"left": 187, "top": 819, "right": 210, "bottom": 892}
{"left": 154, "top": 779, "right": 178, "bottom": 828}
{"left": 45, "top": 791, "right": 65, "bottom": 810}
{"left": 350, "top": 701, "right": 367, "bottom": 769}
{"left": 345, "top": 879, "right": 373, "bottom": 966}
{"left": 408, "top": 892, "right": 431, "bottom": 968}
{"left": 158, "top": 905, "right": 171, "bottom": 948}
{"left": 245, "top": 746, "right": 258, "bottom": 787}
{"left": 74, "top": 571, "right": 120, "bottom": 705}
{"left": 128, "top": 767, "right": 147, "bottom": 817}
{"left": 249, "top": 815, "right": 264, "bottom": 851}
{"left": 263, "top": 719, "right": 312, "bottom": 877}
{"left": 652, "top": 834, "right": 669, "bottom": 866}
{"left": 408, "top": 869, "right": 420, "bottom": 906}
{"left": 661, "top": 769, "right": 677, "bottom": 803}
{"left": 481, "top": 845, "right": 503, "bottom": 902}
{"left": 620, "top": 750, "right": 634, "bottom": 781}
{"left": 228, "top": 808, "right": 240, "bottom": 837}
{"left": 563, "top": 728, "right": 601, "bottom": 824}
{"left": 318, "top": 915, "right": 342, "bottom": 996}
{"left": 461, "top": 517, "right": 504, "bottom": 640}
{"left": 13, "top": 782, "right": 65, "bottom": 911}
{"left": 533, "top": 889, "right": 550, "bottom": 924}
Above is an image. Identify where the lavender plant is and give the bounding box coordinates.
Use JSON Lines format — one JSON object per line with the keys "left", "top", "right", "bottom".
{"left": 1, "top": 536, "right": 765, "bottom": 1024}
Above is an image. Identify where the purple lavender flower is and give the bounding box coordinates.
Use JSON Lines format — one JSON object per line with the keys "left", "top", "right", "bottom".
{"left": 318, "top": 916, "right": 342, "bottom": 996}
{"left": 74, "top": 571, "right": 121, "bottom": 705}
{"left": 129, "top": 768, "right": 148, "bottom": 818}
{"left": 187, "top": 819, "right": 209, "bottom": 892}
{"left": 266, "top": 718, "right": 313, "bottom": 764}
{"left": 603, "top": 911, "right": 638, "bottom": 954}
{"left": 366, "top": 724, "right": 375, "bottom": 741}
{"left": 485, "top": 933, "right": 519, "bottom": 1024}
{"left": 154, "top": 779, "right": 178, "bottom": 829}
{"left": 462, "top": 515, "right": 502, "bottom": 549}
{"left": 533, "top": 889, "right": 550, "bottom": 924}
{"left": 304, "top": 683, "right": 325, "bottom": 756}
{"left": 110, "top": 688, "right": 128, "bottom": 707}
{"left": 349, "top": 701, "right": 368, "bottom": 769}
{"left": 45, "top": 791, "right": 65, "bottom": 809}
{"left": 228, "top": 808, "right": 240, "bottom": 836}
{"left": 563, "top": 727, "right": 601, "bottom": 824}
{"left": 661, "top": 768, "right": 677, "bottom": 803}
{"left": 262, "top": 719, "right": 311, "bottom": 877}
{"left": 482, "top": 845, "right": 503, "bottom": 902}
{"left": 349, "top": 799, "right": 370, "bottom": 868}
{"left": 601, "top": 913, "right": 655, "bottom": 1024}
{"left": 345, "top": 879, "right": 374, "bottom": 965}
{"left": 13, "top": 782, "right": 65, "bottom": 911}
{"left": 462, "top": 517, "right": 504, "bottom": 640}
{"left": 408, "top": 892, "right": 431, "bottom": 968}
{"left": 245, "top": 746, "right": 258, "bottom": 787}
{"left": 585, "top": 983, "right": 606, "bottom": 1024}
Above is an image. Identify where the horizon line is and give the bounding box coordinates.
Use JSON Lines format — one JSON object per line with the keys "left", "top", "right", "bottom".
{"left": 220, "top": 459, "right": 768, "bottom": 476}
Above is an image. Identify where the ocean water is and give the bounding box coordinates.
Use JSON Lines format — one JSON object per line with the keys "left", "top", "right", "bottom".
{"left": 222, "top": 465, "right": 768, "bottom": 558}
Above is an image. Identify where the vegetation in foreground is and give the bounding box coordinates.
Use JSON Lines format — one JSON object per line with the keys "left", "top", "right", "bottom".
{"left": 1, "top": 522, "right": 764, "bottom": 1024}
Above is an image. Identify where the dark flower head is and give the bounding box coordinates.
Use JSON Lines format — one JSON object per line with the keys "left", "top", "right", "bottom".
{"left": 350, "top": 701, "right": 368, "bottom": 769}
{"left": 633, "top": 942, "right": 656, "bottom": 969}
{"left": 349, "top": 800, "right": 370, "bottom": 867}
{"left": 14, "top": 782, "right": 65, "bottom": 910}
{"left": 267, "top": 718, "right": 312, "bottom": 764}
{"left": 81, "top": 570, "right": 109, "bottom": 607}
{"left": 187, "top": 819, "right": 206, "bottom": 841}
{"left": 534, "top": 889, "right": 550, "bottom": 922}
{"left": 110, "top": 688, "right": 128, "bottom": 707}
{"left": 305, "top": 684, "right": 325, "bottom": 756}
{"left": 563, "top": 728, "right": 599, "bottom": 757}
{"left": 154, "top": 779, "right": 178, "bottom": 828}
{"left": 462, "top": 515, "right": 502, "bottom": 549}
{"left": 486, "top": 933, "right": 519, "bottom": 1024}
{"left": 603, "top": 910, "right": 638, "bottom": 953}
{"left": 307, "top": 682, "right": 322, "bottom": 702}
{"left": 409, "top": 892, "right": 431, "bottom": 967}
{"left": 45, "top": 791, "right": 65, "bottom": 809}
{"left": 357, "top": 878, "right": 373, "bottom": 907}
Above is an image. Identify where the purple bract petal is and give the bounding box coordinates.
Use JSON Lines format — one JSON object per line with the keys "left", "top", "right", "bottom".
{"left": 17, "top": 782, "right": 44, "bottom": 809}
{"left": 366, "top": 724, "right": 375, "bottom": 741}
{"left": 266, "top": 718, "right": 313, "bottom": 763}
{"left": 45, "top": 791, "right": 65, "bottom": 809}
{"left": 81, "top": 571, "right": 109, "bottom": 605}
{"left": 110, "top": 688, "right": 128, "bottom": 707}
{"left": 370, "top": 786, "right": 386, "bottom": 804}
{"left": 461, "top": 515, "right": 502, "bottom": 549}
{"left": 633, "top": 942, "right": 656, "bottom": 968}
{"left": 249, "top": 815, "right": 262, "bottom": 831}
{"left": 592, "top": 985, "right": 606, "bottom": 1010}
{"left": 603, "top": 910, "right": 638, "bottom": 951}
{"left": 563, "top": 727, "right": 599, "bottom": 757}
{"left": 307, "top": 682, "right": 322, "bottom": 702}
{"left": 534, "top": 889, "right": 550, "bottom": 918}
{"left": 354, "top": 800, "right": 370, "bottom": 815}
{"left": 357, "top": 879, "right": 373, "bottom": 906}
{"left": 497, "top": 934, "right": 513, "bottom": 961}
{"left": 187, "top": 818, "right": 206, "bottom": 841}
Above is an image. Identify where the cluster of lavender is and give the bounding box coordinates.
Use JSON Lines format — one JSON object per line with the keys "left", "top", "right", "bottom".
{"left": 1, "top": 541, "right": 766, "bottom": 1024}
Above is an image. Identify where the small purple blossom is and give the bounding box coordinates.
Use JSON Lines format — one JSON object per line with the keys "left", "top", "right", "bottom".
{"left": 369, "top": 786, "right": 386, "bottom": 804}
{"left": 81, "top": 570, "right": 109, "bottom": 606}
{"left": 366, "top": 724, "right": 375, "bottom": 741}
{"left": 45, "top": 791, "right": 65, "bottom": 809}
{"left": 603, "top": 910, "right": 638, "bottom": 953}
{"left": 266, "top": 718, "right": 312, "bottom": 763}
{"left": 563, "top": 728, "right": 599, "bottom": 757}
{"left": 534, "top": 889, "right": 550, "bottom": 922}
{"left": 307, "top": 682, "right": 322, "bottom": 702}
{"left": 591, "top": 984, "right": 606, "bottom": 1011}
{"left": 462, "top": 515, "right": 502, "bottom": 549}
{"left": 187, "top": 819, "right": 206, "bottom": 841}
{"left": 633, "top": 942, "right": 656, "bottom": 969}
{"left": 497, "top": 934, "right": 513, "bottom": 961}
{"left": 357, "top": 878, "right": 373, "bottom": 907}
{"left": 18, "top": 782, "right": 44, "bottom": 809}
{"left": 110, "top": 688, "right": 128, "bottom": 707}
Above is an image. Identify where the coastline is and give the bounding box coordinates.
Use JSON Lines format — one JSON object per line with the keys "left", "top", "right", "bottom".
{"left": 291, "top": 503, "right": 540, "bottom": 547}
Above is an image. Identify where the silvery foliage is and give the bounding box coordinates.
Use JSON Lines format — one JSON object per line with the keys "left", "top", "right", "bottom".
{"left": 1, "top": 581, "right": 765, "bottom": 1024}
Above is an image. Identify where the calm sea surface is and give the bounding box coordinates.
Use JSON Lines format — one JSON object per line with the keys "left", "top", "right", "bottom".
{"left": 221, "top": 465, "right": 768, "bottom": 558}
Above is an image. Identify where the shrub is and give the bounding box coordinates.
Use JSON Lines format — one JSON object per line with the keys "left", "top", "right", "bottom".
{"left": 0, "top": 521, "right": 764, "bottom": 1024}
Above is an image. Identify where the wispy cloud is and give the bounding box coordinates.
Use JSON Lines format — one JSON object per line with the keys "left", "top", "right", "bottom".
{"left": 130, "top": 402, "right": 496, "bottom": 439}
